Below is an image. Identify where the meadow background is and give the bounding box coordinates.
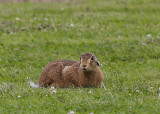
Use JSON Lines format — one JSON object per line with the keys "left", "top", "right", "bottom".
{"left": 0, "top": 0, "right": 160, "bottom": 113}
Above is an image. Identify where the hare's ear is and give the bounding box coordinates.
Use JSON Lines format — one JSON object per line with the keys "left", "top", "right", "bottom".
{"left": 80, "top": 56, "right": 83, "bottom": 63}
{"left": 96, "top": 61, "right": 100, "bottom": 66}
{"left": 94, "top": 56, "right": 100, "bottom": 66}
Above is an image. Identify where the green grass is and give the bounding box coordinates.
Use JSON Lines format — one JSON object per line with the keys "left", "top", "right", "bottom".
{"left": 0, "top": 0, "right": 160, "bottom": 113}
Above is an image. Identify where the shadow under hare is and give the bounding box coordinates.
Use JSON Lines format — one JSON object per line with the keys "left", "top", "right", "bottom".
{"left": 39, "top": 53, "right": 104, "bottom": 88}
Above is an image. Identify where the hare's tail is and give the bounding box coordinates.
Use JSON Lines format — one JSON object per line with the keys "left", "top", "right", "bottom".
{"left": 29, "top": 81, "right": 39, "bottom": 88}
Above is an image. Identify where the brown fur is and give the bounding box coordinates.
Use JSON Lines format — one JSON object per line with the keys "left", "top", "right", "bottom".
{"left": 39, "top": 53, "right": 104, "bottom": 88}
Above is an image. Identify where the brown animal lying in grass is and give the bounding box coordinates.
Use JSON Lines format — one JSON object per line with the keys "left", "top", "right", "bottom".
{"left": 39, "top": 53, "right": 104, "bottom": 88}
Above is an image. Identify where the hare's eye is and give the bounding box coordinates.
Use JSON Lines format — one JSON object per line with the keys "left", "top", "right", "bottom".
{"left": 91, "top": 56, "right": 94, "bottom": 61}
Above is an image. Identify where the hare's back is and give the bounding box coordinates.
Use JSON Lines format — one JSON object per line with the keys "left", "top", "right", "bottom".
{"left": 41, "top": 60, "right": 77, "bottom": 74}
{"left": 55, "top": 60, "right": 77, "bottom": 66}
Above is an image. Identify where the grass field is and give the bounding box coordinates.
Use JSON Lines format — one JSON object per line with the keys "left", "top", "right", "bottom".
{"left": 0, "top": 0, "right": 160, "bottom": 113}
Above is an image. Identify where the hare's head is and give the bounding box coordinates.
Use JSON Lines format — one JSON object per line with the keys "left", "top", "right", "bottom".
{"left": 80, "top": 53, "right": 100, "bottom": 72}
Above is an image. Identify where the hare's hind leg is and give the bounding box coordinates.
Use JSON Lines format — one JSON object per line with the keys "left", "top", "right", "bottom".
{"left": 50, "top": 81, "right": 66, "bottom": 88}
{"left": 39, "top": 76, "right": 53, "bottom": 88}
{"left": 39, "top": 62, "right": 64, "bottom": 88}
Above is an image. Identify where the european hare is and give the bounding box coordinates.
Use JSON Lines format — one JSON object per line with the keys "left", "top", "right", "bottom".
{"left": 39, "top": 53, "right": 104, "bottom": 88}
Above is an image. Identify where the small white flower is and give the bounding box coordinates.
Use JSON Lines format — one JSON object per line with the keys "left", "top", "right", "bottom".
{"left": 147, "top": 34, "right": 151, "bottom": 37}
{"left": 33, "top": 17, "right": 37, "bottom": 20}
{"left": 136, "top": 90, "right": 139, "bottom": 92}
{"left": 16, "top": 17, "right": 20, "bottom": 21}
{"left": 90, "top": 112, "right": 94, "bottom": 114}
{"left": 18, "top": 95, "right": 21, "bottom": 98}
{"left": 26, "top": 77, "right": 30, "bottom": 79}
{"left": 70, "top": 24, "right": 74, "bottom": 27}
{"left": 10, "top": 32, "right": 13, "bottom": 34}
{"left": 50, "top": 87, "right": 55, "bottom": 90}
{"left": 44, "top": 18, "right": 48, "bottom": 21}
{"left": 61, "top": 8, "right": 64, "bottom": 11}
{"left": 68, "top": 111, "right": 75, "bottom": 114}
{"left": 46, "top": 95, "right": 48, "bottom": 96}
{"left": 78, "top": 34, "right": 82, "bottom": 36}
{"left": 89, "top": 91, "right": 92, "bottom": 94}
{"left": 150, "top": 87, "right": 153, "bottom": 89}
{"left": 141, "top": 42, "right": 146, "bottom": 45}
{"left": 52, "top": 90, "right": 57, "bottom": 94}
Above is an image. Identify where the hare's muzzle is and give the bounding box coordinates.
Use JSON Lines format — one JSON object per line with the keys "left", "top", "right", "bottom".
{"left": 82, "top": 65, "right": 87, "bottom": 68}
{"left": 81, "top": 64, "right": 90, "bottom": 71}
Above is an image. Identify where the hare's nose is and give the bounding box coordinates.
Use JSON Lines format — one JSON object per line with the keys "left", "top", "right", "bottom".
{"left": 82, "top": 65, "right": 87, "bottom": 68}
